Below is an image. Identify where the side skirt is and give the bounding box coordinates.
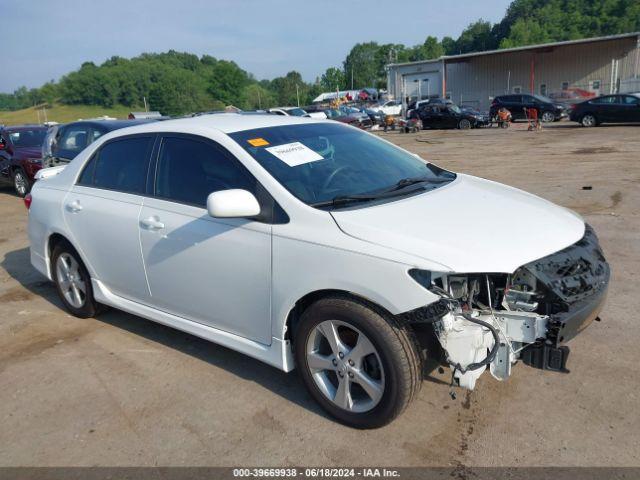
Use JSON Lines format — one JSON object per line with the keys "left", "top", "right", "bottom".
{"left": 92, "top": 279, "right": 295, "bottom": 372}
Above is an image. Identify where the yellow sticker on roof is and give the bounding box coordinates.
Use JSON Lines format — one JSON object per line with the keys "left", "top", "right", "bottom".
{"left": 248, "top": 137, "right": 269, "bottom": 147}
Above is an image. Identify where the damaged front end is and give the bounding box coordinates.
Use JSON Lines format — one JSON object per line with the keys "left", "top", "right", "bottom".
{"left": 404, "top": 225, "right": 610, "bottom": 390}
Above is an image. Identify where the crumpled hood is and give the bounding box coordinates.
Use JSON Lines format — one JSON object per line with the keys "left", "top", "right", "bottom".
{"left": 331, "top": 174, "right": 585, "bottom": 273}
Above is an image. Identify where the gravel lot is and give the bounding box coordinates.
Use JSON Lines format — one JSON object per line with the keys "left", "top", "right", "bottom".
{"left": 0, "top": 121, "right": 638, "bottom": 467}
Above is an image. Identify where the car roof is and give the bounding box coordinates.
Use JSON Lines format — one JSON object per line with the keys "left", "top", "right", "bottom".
{"left": 60, "top": 119, "right": 159, "bottom": 131}
{"left": 102, "top": 112, "right": 324, "bottom": 137}
{"left": 1, "top": 124, "right": 48, "bottom": 132}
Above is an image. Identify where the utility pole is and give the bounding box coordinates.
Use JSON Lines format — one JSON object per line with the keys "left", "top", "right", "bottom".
{"left": 143, "top": 96, "right": 148, "bottom": 112}
{"left": 351, "top": 69, "right": 354, "bottom": 90}
{"left": 296, "top": 84, "right": 300, "bottom": 107}
{"left": 257, "top": 89, "right": 261, "bottom": 109}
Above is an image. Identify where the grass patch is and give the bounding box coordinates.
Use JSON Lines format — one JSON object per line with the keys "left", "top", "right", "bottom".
{"left": 0, "top": 103, "right": 136, "bottom": 125}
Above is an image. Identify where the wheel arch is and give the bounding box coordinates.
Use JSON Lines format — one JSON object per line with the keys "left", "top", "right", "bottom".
{"left": 46, "top": 232, "right": 92, "bottom": 278}
{"left": 283, "top": 289, "right": 394, "bottom": 350}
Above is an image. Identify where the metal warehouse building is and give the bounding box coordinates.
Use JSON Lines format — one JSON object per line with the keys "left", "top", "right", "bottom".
{"left": 386, "top": 32, "right": 640, "bottom": 111}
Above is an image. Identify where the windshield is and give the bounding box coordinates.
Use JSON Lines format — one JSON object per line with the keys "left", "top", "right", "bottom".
{"left": 286, "top": 108, "right": 307, "bottom": 117}
{"left": 449, "top": 105, "right": 462, "bottom": 114}
{"left": 229, "top": 123, "right": 455, "bottom": 207}
{"left": 8, "top": 129, "right": 47, "bottom": 148}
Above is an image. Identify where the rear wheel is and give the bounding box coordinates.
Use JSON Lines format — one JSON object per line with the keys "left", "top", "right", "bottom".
{"left": 581, "top": 114, "right": 598, "bottom": 127}
{"left": 458, "top": 119, "right": 471, "bottom": 130}
{"left": 51, "top": 242, "right": 98, "bottom": 318}
{"left": 294, "top": 296, "right": 422, "bottom": 428}
{"left": 12, "top": 168, "right": 31, "bottom": 197}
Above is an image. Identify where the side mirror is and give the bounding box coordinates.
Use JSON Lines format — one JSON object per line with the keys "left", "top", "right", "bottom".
{"left": 207, "top": 189, "right": 261, "bottom": 218}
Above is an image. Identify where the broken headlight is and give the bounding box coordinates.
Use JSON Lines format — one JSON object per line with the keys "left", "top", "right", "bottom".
{"left": 503, "top": 268, "right": 540, "bottom": 312}
{"left": 408, "top": 269, "right": 432, "bottom": 289}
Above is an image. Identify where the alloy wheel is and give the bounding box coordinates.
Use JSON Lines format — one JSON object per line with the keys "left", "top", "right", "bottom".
{"left": 459, "top": 119, "right": 471, "bottom": 130}
{"left": 14, "top": 172, "right": 27, "bottom": 196}
{"left": 582, "top": 114, "right": 596, "bottom": 127}
{"left": 55, "top": 253, "right": 87, "bottom": 308}
{"left": 541, "top": 111, "right": 555, "bottom": 123}
{"left": 306, "top": 320, "right": 385, "bottom": 413}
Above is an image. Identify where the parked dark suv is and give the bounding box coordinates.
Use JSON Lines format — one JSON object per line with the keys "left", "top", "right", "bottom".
{"left": 44, "top": 119, "right": 159, "bottom": 168}
{"left": 490, "top": 94, "right": 567, "bottom": 123}
{"left": 0, "top": 125, "right": 48, "bottom": 197}
{"left": 569, "top": 94, "right": 640, "bottom": 127}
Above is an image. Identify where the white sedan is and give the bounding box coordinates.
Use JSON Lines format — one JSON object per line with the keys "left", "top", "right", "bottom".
{"left": 268, "top": 107, "right": 327, "bottom": 119}
{"left": 27, "top": 114, "right": 609, "bottom": 428}
{"left": 372, "top": 100, "right": 402, "bottom": 116}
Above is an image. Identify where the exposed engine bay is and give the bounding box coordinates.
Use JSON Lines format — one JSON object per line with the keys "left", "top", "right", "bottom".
{"left": 404, "top": 225, "right": 610, "bottom": 390}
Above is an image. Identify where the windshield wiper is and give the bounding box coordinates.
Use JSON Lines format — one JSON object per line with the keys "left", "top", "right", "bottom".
{"left": 310, "top": 194, "right": 379, "bottom": 208}
{"left": 384, "top": 176, "right": 449, "bottom": 193}
{"left": 310, "top": 176, "right": 451, "bottom": 209}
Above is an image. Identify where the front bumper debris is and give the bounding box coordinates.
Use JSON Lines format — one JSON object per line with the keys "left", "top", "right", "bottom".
{"left": 415, "top": 225, "right": 610, "bottom": 389}
{"left": 521, "top": 343, "right": 570, "bottom": 373}
{"left": 523, "top": 224, "right": 610, "bottom": 346}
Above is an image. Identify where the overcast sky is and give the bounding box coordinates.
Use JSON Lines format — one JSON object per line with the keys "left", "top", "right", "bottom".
{"left": 2, "top": 0, "right": 512, "bottom": 93}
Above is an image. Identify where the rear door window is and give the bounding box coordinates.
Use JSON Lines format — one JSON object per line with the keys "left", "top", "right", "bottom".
{"left": 57, "top": 126, "right": 91, "bottom": 158}
{"left": 591, "top": 96, "right": 615, "bottom": 104}
{"left": 154, "top": 135, "right": 256, "bottom": 207}
{"left": 83, "top": 135, "right": 154, "bottom": 194}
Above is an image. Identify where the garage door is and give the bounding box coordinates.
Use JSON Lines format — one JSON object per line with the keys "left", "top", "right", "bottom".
{"left": 403, "top": 72, "right": 441, "bottom": 100}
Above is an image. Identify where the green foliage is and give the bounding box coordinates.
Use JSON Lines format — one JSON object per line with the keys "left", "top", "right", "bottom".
{"left": 344, "top": 42, "right": 382, "bottom": 89}
{"left": 320, "top": 67, "right": 346, "bottom": 91}
{"left": 243, "top": 84, "right": 276, "bottom": 110}
{"left": 496, "top": 0, "right": 640, "bottom": 48}
{"left": 457, "top": 20, "right": 499, "bottom": 53}
{"left": 267, "top": 71, "right": 319, "bottom": 107}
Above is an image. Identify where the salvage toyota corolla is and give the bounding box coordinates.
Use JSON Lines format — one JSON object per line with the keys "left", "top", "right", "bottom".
{"left": 27, "top": 114, "right": 609, "bottom": 428}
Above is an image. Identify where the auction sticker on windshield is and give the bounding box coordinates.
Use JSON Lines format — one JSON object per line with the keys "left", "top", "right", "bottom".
{"left": 265, "top": 142, "right": 324, "bottom": 167}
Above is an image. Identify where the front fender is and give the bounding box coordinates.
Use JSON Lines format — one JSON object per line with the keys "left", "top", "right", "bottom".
{"left": 271, "top": 235, "right": 440, "bottom": 341}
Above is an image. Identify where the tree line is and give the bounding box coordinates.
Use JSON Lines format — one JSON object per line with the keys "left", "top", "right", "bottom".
{"left": 1, "top": 0, "right": 638, "bottom": 115}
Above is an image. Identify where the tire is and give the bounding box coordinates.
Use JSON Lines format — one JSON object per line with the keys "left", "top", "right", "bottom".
{"left": 12, "top": 168, "right": 31, "bottom": 198}
{"left": 541, "top": 111, "right": 555, "bottom": 123}
{"left": 581, "top": 114, "right": 598, "bottom": 127}
{"left": 458, "top": 119, "right": 471, "bottom": 130}
{"left": 51, "top": 241, "right": 98, "bottom": 318}
{"left": 294, "top": 296, "right": 422, "bottom": 428}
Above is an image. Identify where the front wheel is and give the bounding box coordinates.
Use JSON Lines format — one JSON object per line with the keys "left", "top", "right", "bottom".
{"left": 13, "top": 168, "right": 31, "bottom": 197}
{"left": 541, "top": 111, "right": 555, "bottom": 123}
{"left": 294, "top": 296, "right": 422, "bottom": 428}
{"left": 581, "top": 114, "right": 598, "bottom": 127}
{"left": 458, "top": 119, "right": 471, "bottom": 130}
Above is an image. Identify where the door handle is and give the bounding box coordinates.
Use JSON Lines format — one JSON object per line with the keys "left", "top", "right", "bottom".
{"left": 66, "top": 200, "right": 83, "bottom": 213}
{"left": 140, "top": 216, "right": 165, "bottom": 230}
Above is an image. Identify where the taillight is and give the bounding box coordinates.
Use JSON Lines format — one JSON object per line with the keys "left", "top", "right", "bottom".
{"left": 24, "top": 193, "right": 32, "bottom": 210}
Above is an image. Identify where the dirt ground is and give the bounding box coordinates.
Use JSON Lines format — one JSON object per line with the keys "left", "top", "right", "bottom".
{"left": 0, "top": 121, "right": 638, "bottom": 467}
